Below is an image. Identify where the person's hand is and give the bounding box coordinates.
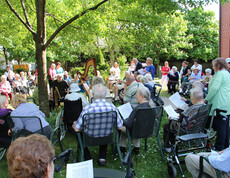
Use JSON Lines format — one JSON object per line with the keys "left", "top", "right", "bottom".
{"left": 181, "top": 97, "right": 186, "bottom": 102}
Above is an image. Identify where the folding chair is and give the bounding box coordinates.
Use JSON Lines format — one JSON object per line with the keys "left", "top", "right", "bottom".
{"left": 125, "top": 106, "right": 164, "bottom": 160}
{"left": 50, "top": 110, "right": 66, "bottom": 152}
{"left": 77, "top": 111, "right": 123, "bottom": 168}
{"left": 63, "top": 98, "right": 82, "bottom": 132}
{"left": 166, "top": 104, "right": 213, "bottom": 177}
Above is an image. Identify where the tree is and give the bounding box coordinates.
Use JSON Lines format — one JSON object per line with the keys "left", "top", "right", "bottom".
{"left": 184, "top": 7, "right": 218, "bottom": 61}
{"left": 3, "top": 0, "right": 109, "bottom": 116}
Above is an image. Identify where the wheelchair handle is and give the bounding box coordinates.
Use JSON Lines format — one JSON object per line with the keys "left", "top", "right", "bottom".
{"left": 215, "top": 108, "right": 227, "bottom": 114}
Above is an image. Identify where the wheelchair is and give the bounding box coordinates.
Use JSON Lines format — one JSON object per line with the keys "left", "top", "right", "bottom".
{"left": 165, "top": 105, "right": 224, "bottom": 178}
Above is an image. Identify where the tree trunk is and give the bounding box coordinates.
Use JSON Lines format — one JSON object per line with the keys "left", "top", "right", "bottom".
{"left": 35, "top": 0, "right": 49, "bottom": 117}
{"left": 3, "top": 47, "right": 9, "bottom": 65}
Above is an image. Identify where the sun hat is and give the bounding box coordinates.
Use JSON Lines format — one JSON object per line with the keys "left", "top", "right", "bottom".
{"left": 69, "top": 83, "right": 80, "bottom": 92}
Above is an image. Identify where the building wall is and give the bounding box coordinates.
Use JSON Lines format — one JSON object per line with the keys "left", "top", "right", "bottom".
{"left": 220, "top": 3, "right": 230, "bottom": 58}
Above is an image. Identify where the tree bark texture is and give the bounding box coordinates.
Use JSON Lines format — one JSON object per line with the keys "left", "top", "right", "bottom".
{"left": 3, "top": 47, "right": 9, "bottom": 65}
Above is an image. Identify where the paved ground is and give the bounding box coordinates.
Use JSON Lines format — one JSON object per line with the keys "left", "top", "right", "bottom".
{"left": 161, "top": 96, "right": 177, "bottom": 109}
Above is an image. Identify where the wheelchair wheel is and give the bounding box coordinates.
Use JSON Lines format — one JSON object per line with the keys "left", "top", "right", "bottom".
{"left": 0, "top": 147, "right": 7, "bottom": 160}
{"left": 168, "top": 163, "right": 177, "bottom": 178}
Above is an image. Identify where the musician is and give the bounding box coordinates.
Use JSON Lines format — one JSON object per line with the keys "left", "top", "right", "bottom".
{"left": 107, "top": 62, "right": 120, "bottom": 90}
{"left": 50, "top": 74, "right": 69, "bottom": 101}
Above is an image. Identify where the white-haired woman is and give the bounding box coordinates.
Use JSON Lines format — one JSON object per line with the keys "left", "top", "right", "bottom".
{"left": 167, "top": 66, "right": 179, "bottom": 94}
{"left": 119, "top": 86, "right": 155, "bottom": 154}
{"left": 200, "top": 68, "right": 212, "bottom": 87}
{"left": 0, "top": 75, "right": 13, "bottom": 100}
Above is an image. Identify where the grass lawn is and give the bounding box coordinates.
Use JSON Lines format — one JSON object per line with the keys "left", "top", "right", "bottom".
{"left": 0, "top": 90, "right": 192, "bottom": 178}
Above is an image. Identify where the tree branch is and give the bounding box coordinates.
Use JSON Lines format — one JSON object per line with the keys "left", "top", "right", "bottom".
{"left": 46, "top": 12, "right": 80, "bottom": 30}
{"left": 5, "top": 0, "right": 36, "bottom": 35}
{"left": 21, "top": 0, "right": 32, "bottom": 27}
{"left": 24, "top": 0, "right": 36, "bottom": 13}
{"left": 44, "top": 0, "right": 108, "bottom": 50}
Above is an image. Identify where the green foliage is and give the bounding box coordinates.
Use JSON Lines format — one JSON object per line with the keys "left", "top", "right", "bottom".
{"left": 117, "top": 55, "right": 129, "bottom": 79}
{"left": 98, "top": 47, "right": 105, "bottom": 64}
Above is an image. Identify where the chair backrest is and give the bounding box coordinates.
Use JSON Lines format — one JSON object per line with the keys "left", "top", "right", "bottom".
{"left": 82, "top": 111, "right": 117, "bottom": 147}
{"left": 63, "top": 98, "right": 83, "bottom": 128}
{"left": 183, "top": 104, "right": 211, "bottom": 134}
{"left": 132, "top": 107, "right": 159, "bottom": 139}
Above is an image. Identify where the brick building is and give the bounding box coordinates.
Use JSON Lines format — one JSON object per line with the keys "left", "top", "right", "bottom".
{"left": 219, "top": 3, "right": 230, "bottom": 58}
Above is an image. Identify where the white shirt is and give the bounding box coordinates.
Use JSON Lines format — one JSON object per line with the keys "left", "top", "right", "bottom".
{"left": 65, "top": 93, "right": 88, "bottom": 108}
{"left": 4, "top": 70, "right": 14, "bottom": 77}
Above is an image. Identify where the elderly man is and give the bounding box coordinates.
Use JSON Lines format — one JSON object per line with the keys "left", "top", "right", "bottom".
{"left": 185, "top": 147, "right": 230, "bottom": 178}
{"left": 133, "top": 58, "right": 143, "bottom": 72}
{"left": 123, "top": 75, "right": 144, "bottom": 108}
{"left": 72, "top": 83, "right": 123, "bottom": 165}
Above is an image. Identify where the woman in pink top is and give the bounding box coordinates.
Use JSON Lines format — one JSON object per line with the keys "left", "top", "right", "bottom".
{"left": 48, "top": 63, "right": 56, "bottom": 88}
{"left": 0, "top": 75, "right": 13, "bottom": 100}
{"left": 161, "top": 61, "right": 170, "bottom": 90}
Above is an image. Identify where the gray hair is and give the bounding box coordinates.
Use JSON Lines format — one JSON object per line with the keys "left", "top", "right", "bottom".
{"left": 140, "top": 76, "right": 149, "bottom": 84}
{"left": 92, "top": 83, "right": 107, "bottom": 99}
{"left": 92, "top": 76, "right": 104, "bottom": 86}
{"left": 205, "top": 68, "right": 212, "bottom": 74}
{"left": 0, "top": 95, "right": 7, "bottom": 108}
{"left": 192, "top": 81, "right": 204, "bottom": 90}
{"left": 190, "top": 88, "right": 204, "bottom": 101}
{"left": 136, "top": 75, "right": 143, "bottom": 82}
{"left": 51, "top": 63, "right": 56, "bottom": 67}
{"left": 138, "top": 87, "right": 155, "bottom": 107}
{"left": 1, "top": 75, "right": 7, "bottom": 80}
{"left": 126, "top": 75, "right": 135, "bottom": 83}
{"left": 145, "top": 73, "right": 152, "bottom": 81}
{"left": 172, "top": 66, "right": 177, "bottom": 72}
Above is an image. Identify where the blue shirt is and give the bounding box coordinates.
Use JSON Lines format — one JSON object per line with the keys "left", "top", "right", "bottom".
{"left": 56, "top": 67, "right": 64, "bottom": 74}
{"left": 189, "top": 73, "right": 201, "bottom": 82}
{"left": 145, "top": 65, "right": 155, "bottom": 80}
{"left": 209, "top": 147, "right": 230, "bottom": 172}
{"left": 75, "top": 99, "right": 123, "bottom": 137}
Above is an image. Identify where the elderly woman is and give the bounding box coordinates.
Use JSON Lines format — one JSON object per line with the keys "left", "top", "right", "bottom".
{"left": 140, "top": 76, "right": 154, "bottom": 101}
{"left": 119, "top": 86, "right": 155, "bottom": 154}
{"left": 7, "top": 134, "right": 55, "bottom": 178}
{"left": 167, "top": 66, "right": 179, "bottom": 94}
{"left": 0, "top": 75, "right": 13, "bottom": 100}
{"left": 10, "top": 94, "right": 52, "bottom": 139}
{"left": 144, "top": 57, "right": 155, "bottom": 80}
{"left": 164, "top": 88, "right": 206, "bottom": 152}
{"left": 205, "top": 58, "right": 230, "bottom": 151}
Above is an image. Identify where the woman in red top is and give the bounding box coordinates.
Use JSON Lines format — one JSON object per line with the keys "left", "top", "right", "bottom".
{"left": 161, "top": 61, "right": 170, "bottom": 90}
{"left": 0, "top": 75, "right": 13, "bottom": 100}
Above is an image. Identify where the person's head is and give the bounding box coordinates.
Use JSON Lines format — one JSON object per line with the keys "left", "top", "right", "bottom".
{"left": 145, "top": 73, "right": 152, "bottom": 82}
{"left": 134, "top": 71, "right": 139, "bottom": 79}
{"left": 182, "top": 61, "right": 188, "bottom": 67}
{"left": 20, "top": 71, "right": 24, "bottom": 77}
{"left": 8, "top": 73, "right": 13, "bottom": 79}
{"left": 1, "top": 75, "right": 7, "bottom": 82}
{"left": 133, "top": 58, "right": 138, "bottom": 64}
{"left": 164, "top": 61, "right": 169, "bottom": 67}
{"left": 28, "top": 71, "right": 31, "bottom": 76}
{"left": 0, "top": 95, "right": 9, "bottom": 108}
{"left": 6, "top": 65, "right": 10, "bottom": 72}
{"left": 15, "top": 74, "right": 20, "bottom": 80}
{"left": 64, "top": 71, "right": 68, "bottom": 76}
{"left": 192, "top": 81, "right": 204, "bottom": 90}
{"left": 69, "top": 83, "right": 81, "bottom": 93}
{"left": 74, "top": 74, "right": 79, "bottom": 81}
{"left": 193, "top": 68, "right": 199, "bottom": 75}
{"left": 113, "top": 62, "right": 118, "bottom": 68}
{"left": 92, "top": 83, "right": 107, "bottom": 99}
{"left": 136, "top": 75, "right": 143, "bottom": 82}
{"left": 190, "top": 88, "right": 204, "bottom": 104}
{"left": 7, "top": 134, "right": 55, "bottom": 178}
{"left": 205, "top": 68, "right": 212, "bottom": 76}
{"left": 92, "top": 76, "right": 104, "bottom": 86}
{"left": 97, "top": 71, "right": 101, "bottom": 76}
{"left": 130, "top": 61, "right": 135, "bottom": 67}
{"left": 56, "top": 62, "right": 61, "bottom": 69}
{"left": 136, "top": 87, "right": 155, "bottom": 107}
{"left": 172, "top": 66, "right": 177, "bottom": 73}
{"left": 140, "top": 76, "right": 149, "bottom": 84}
{"left": 11, "top": 94, "right": 27, "bottom": 109}
{"left": 194, "top": 59, "right": 199, "bottom": 66}
{"left": 226, "top": 58, "right": 230, "bottom": 69}
{"left": 126, "top": 75, "right": 135, "bottom": 86}
{"left": 212, "top": 58, "right": 228, "bottom": 72}
{"left": 56, "top": 74, "right": 63, "bottom": 82}
{"left": 146, "top": 57, "right": 153, "bottom": 66}
{"left": 51, "top": 63, "right": 56, "bottom": 69}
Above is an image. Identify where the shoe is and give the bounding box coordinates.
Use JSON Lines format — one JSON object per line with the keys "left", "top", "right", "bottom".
{"left": 132, "top": 147, "right": 140, "bottom": 155}
{"left": 98, "top": 158, "right": 106, "bottom": 166}
{"left": 120, "top": 146, "right": 127, "bottom": 154}
{"left": 165, "top": 148, "right": 172, "bottom": 153}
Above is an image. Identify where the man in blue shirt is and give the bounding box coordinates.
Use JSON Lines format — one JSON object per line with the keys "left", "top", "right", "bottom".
{"left": 185, "top": 147, "right": 230, "bottom": 177}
